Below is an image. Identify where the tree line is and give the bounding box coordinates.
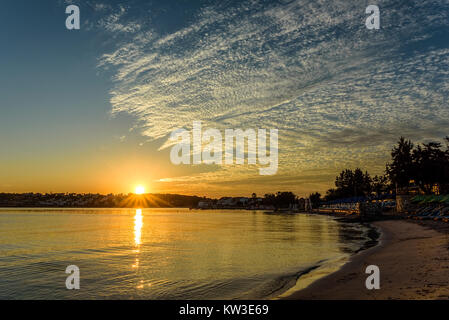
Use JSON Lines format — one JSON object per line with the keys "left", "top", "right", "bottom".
{"left": 309, "top": 136, "right": 449, "bottom": 205}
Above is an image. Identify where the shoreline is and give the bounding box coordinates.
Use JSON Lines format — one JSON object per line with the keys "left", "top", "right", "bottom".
{"left": 282, "top": 219, "right": 449, "bottom": 299}
{"left": 274, "top": 216, "right": 381, "bottom": 299}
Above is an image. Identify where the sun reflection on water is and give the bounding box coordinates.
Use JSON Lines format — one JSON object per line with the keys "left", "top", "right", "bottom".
{"left": 133, "top": 209, "right": 143, "bottom": 272}
{"left": 134, "top": 209, "right": 143, "bottom": 246}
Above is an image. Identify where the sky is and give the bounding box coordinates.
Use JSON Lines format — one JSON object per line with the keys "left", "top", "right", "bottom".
{"left": 1, "top": 0, "right": 449, "bottom": 198}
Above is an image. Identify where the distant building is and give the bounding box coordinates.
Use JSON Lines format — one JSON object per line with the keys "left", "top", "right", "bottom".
{"left": 217, "top": 197, "right": 234, "bottom": 207}
{"left": 216, "top": 197, "right": 249, "bottom": 208}
{"left": 197, "top": 201, "right": 213, "bottom": 209}
{"left": 238, "top": 197, "right": 249, "bottom": 206}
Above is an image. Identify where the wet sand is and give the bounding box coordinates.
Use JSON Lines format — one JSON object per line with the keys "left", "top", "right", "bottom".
{"left": 283, "top": 220, "right": 449, "bottom": 300}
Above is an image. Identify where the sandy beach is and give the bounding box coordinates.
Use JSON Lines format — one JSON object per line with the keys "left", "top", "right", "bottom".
{"left": 284, "top": 219, "right": 449, "bottom": 300}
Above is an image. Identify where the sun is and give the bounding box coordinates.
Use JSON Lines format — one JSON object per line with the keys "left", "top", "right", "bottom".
{"left": 135, "top": 185, "right": 145, "bottom": 195}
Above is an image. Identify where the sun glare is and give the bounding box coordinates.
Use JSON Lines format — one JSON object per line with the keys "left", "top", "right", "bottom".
{"left": 135, "top": 186, "right": 145, "bottom": 195}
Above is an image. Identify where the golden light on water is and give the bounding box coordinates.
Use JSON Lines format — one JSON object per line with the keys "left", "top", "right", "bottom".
{"left": 134, "top": 209, "right": 143, "bottom": 246}
{"left": 132, "top": 258, "right": 139, "bottom": 269}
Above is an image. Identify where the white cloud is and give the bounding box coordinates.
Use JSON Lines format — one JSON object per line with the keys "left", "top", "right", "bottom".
{"left": 97, "top": 5, "right": 141, "bottom": 33}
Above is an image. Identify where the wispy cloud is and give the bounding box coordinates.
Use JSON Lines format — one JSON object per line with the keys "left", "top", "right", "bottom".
{"left": 96, "top": 0, "right": 449, "bottom": 194}
{"left": 98, "top": 5, "right": 141, "bottom": 33}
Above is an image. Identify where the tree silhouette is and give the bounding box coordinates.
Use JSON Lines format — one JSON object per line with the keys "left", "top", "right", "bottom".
{"left": 386, "top": 137, "right": 414, "bottom": 192}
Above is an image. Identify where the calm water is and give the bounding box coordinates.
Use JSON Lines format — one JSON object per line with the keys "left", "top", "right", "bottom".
{"left": 0, "top": 208, "right": 372, "bottom": 299}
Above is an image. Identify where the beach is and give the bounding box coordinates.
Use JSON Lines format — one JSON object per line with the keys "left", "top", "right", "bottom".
{"left": 283, "top": 219, "right": 449, "bottom": 300}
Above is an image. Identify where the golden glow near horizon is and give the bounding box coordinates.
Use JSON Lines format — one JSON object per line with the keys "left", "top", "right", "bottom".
{"left": 135, "top": 185, "right": 145, "bottom": 195}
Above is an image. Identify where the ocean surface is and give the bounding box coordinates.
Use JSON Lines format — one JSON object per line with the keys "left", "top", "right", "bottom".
{"left": 0, "top": 208, "right": 373, "bottom": 299}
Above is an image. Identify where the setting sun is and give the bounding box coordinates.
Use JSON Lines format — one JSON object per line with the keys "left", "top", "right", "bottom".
{"left": 135, "top": 186, "right": 145, "bottom": 195}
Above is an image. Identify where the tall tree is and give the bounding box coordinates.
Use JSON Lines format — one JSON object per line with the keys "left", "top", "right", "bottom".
{"left": 386, "top": 137, "right": 414, "bottom": 192}
{"left": 412, "top": 142, "right": 448, "bottom": 194}
{"left": 309, "top": 192, "right": 321, "bottom": 209}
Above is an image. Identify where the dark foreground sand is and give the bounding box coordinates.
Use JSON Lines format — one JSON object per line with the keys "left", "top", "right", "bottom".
{"left": 283, "top": 220, "right": 449, "bottom": 299}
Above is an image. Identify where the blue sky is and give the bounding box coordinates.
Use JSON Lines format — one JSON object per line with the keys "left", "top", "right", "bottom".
{"left": 1, "top": 0, "right": 449, "bottom": 196}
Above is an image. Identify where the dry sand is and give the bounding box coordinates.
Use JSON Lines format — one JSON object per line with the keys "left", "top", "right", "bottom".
{"left": 283, "top": 220, "right": 449, "bottom": 300}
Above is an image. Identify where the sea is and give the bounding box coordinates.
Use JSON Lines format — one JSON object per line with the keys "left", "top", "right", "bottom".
{"left": 0, "top": 208, "right": 374, "bottom": 299}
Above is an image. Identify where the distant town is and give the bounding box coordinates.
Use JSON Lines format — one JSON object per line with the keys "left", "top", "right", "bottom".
{"left": 0, "top": 192, "right": 302, "bottom": 210}
{"left": 0, "top": 193, "right": 204, "bottom": 209}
